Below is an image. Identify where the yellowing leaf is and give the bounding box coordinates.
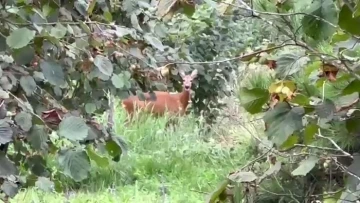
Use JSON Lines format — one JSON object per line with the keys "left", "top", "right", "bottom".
{"left": 269, "top": 80, "right": 296, "bottom": 94}
{"left": 268, "top": 80, "right": 296, "bottom": 101}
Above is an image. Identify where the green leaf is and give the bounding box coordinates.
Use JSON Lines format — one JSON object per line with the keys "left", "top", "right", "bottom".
{"left": 19, "top": 76, "right": 37, "bottom": 96}
{"left": 275, "top": 50, "right": 310, "bottom": 78}
{"left": 110, "top": 133, "right": 128, "bottom": 156}
{"left": 205, "top": 180, "right": 229, "bottom": 203}
{"left": 93, "top": 55, "right": 113, "bottom": 76}
{"left": 0, "top": 120, "right": 13, "bottom": 144}
{"left": 347, "top": 155, "right": 360, "bottom": 191}
{"left": 354, "top": 1, "right": 360, "bottom": 18}
{"left": 203, "top": 0, "right": 217, "bottom": 8}
{"left": 264, "top": 102, "right": 304, "bottom": 147}
{"left": 339, "top": 189, "right": 360, "bottom": 202}
{"left": 114, "top": 26, "right": 134, "bottom": 38}
{"left": 6, "top": 28, "right": 36, "bottom": 49}
{"left": 28, "top": 125, "right": 48, "bottom": 152}
{"left": 291, "top": 94, "right": 310, "bottom": 106}
{"left": 87, "top": 0, "right": 97, "bottom": 15}
{"left": 291, "top": 156, "right": 319, "bottom": 176}
{"left": 331, "top": 31, "right": 351, "bottom": 44}
{"left": 144, "top": 34, "right": 165, "bottom": 52}
{"left": 58, "top": 116, "right": 89, "bottom": 141}
{"left": 1, "top": 181, "right": 19, "bottom": 198}
{"left": 105, "top": 134, "right": 128, "bottom": 161}
{"left": 12, "top": 46, "right": 35, "bottom": 65}
{"left": 0, "top": 35, "right": 6, "bottom": 52}
{"left": 85, "top": 103, "right": 96, "bottom": 114}
{"left": 111, "top": 72, "right": 131, "bottom": 89}
{"left": 50, "top": 23, "right": 67, "bottom": 39}
{"left": 111, "top": 74, "right": 124, "bottom": 88}
{"left": 279, "top": 134, "right": 298, "bottom": 150}
{"left": 57, "top": 149, "right": 90, "bottom": 182}
{"left": 103, "top": 11, "right": 113, "bottom": 22}
{"left": 261, "top": 162, "right": 282, "bottom": 178}
{"left": 0, "top": 88, "right": 8, "bottom": 99}
{"left": 182, "top": 3, "right": 195, "bottom": 17}
{"left": 130, "top": 13, "right": 143, "bottom": 31}
{"left": 346, "top": 111, "right": 360, "bottom": 134}
{"left": 228, "top": 171, "right": 257, "bottom": 183}
{"left": 0, "top": 152, "right": 18, "bottom": 177}
{"left": 14, "top": 112, "right": 32, "bottom": 132}
{"left": 339, "top": 4, "right": 360, "bottom": 36}
{"left": 238, "top": 87, "right": 269, "bottom": 114}
{"left": 0, "top": 76, "right": 12, "bottom": 91}
{"left": 86, "top": 145, "right": 109, "bottom": 168}
{"left": 157, "top": 0, "right": 177, "bottom": 18}
{"left": 39, "top": 60, "right": 66, "bottom": 86}
{"left": 315, "top": 99, "right": 335, "bottom": 120}
{"left": 84, "top": 125, "right": 98, "bottom": 141}
{"left": 27, "top": 155, "right": 48, "bottom": 176}
{"left": 301, "top": 0, "right": 337, "bottom": 40}
{"left": 35, "top": 177, "right": 54, "bottom": 192}
{"left": 304, "top": 124, "right": 319, "bottom": 145}
{"left": 74, "top": 0, "right": 88, "bottom": 16}
{"left": 79, "top": 21, "right": 91, "bottom": 34}
{"left": 342, "top": 80, "right": 360, "bottom": 95}
{"left": 334, "top": 92, "right": 359, "bottom": 109}
{"left": 54, "top": 179, "right": 64, "bottom": 193}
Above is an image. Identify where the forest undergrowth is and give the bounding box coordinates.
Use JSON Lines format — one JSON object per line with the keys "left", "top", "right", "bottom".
{"left": 11, "top": 93, "right": 263, "bottom": 203}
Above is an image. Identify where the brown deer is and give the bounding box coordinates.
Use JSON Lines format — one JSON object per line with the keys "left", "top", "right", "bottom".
{"left": 121, "top": 69, "right": 198, "bottom": 123}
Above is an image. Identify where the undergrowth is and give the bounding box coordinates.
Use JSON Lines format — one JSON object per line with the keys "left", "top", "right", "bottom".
{"left": 11, "top": 104, "right": 256, "bottom": 203}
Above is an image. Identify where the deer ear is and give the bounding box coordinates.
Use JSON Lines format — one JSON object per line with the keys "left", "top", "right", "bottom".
{"left": 191, "top": 69, "right": 198, "bottom": 78}
{"left": 179, "top": 70, "right": 186, "bottom": 78}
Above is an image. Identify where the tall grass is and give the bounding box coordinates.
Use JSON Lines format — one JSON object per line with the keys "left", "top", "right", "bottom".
{"left": 12, "top": 103, "right": 256, "bottom": 203}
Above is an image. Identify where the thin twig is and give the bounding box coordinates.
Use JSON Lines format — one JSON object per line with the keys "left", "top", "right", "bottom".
{"left": 231, "top": 1, "right": 337, "bottom": 28}
{"left": 158, "top": 43, "right": 297, "bottom": 66}
{"left": 294, "top": 144, "right": 345, "bottom": 152}
{"left": 233, "top": 0, "right": 360, "bottom": 80}
{"left": 316, "top": 79, "right": 353, "bottom": 158}
{"left": 317, "top": 131, "right": 353, "bottom": 158}
{"left": 6, "top": 91, "right": 48, "bottom": 127}
{"left": 239, "top": 148, "right": 271, "bottom": 171}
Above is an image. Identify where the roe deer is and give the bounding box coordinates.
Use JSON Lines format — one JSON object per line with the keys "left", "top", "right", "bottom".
{"left": 121, "top": 69, "right": 198, "bottom": 123}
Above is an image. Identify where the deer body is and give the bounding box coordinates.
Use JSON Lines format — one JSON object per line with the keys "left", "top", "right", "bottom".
{"left": 122, "top": 69, "right": 197, "bottom": 120}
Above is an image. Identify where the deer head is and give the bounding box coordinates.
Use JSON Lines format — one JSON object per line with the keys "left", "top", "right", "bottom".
{"left": 179, "top": 69, "right": 198, "bottom": 91}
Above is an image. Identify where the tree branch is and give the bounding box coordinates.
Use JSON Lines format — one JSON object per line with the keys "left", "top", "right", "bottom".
{"left": 158, "top": 43, "right": 297, "bottom": 65}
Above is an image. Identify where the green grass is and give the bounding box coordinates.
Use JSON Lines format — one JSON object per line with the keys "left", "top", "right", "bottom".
{"left": 11, "top": 106, "right": 256, "bottom": 203}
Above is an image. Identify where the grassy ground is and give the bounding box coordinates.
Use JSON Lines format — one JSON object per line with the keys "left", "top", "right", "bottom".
{"left": 10, "top": 104, "right": 260, "bottom": 203}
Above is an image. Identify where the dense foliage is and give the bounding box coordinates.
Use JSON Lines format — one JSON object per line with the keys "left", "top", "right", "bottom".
{"left": 0, "top": 0, "right": 266, "bottom": 200}
{"left": 4, "top": 0, "right": 360, "bottom": 202}
{"left": 207, "top": 0, "right": 360, "bottom": 202}
{"left": 164, "top": 4, "right": 272, "bottom": 125}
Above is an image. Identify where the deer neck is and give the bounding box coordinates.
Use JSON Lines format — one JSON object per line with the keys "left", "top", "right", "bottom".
{"left": 179, "top": 88, "right": 190, "bottom": 109}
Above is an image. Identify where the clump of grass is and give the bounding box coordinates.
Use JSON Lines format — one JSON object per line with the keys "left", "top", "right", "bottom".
{"left": 13, "top": 104, "right": 255, "bottom": 203}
